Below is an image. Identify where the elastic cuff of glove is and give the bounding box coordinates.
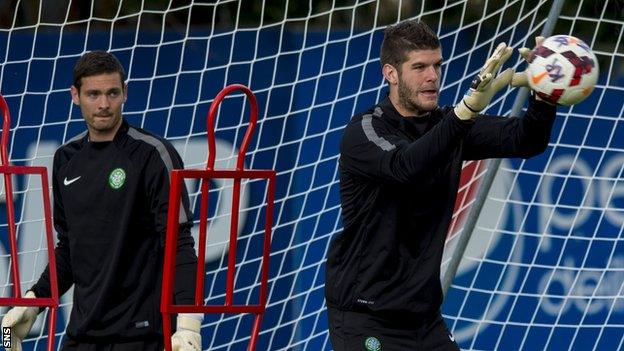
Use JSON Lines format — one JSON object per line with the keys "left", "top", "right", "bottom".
{"left": 454, "top": 102, "right": 477, "bottom": 121}
{"left": 531, "top": 91, "right": 556, "bottom": 106}
{"left": 180, "top": 313, "right": 203, "bottom": 322}
{"left": 177, "top": 314, "right": 201, "bottom": 333}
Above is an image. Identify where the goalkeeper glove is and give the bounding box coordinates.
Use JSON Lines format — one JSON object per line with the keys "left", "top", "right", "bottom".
{"left": 511, "top": 36, "right": 545, "bottom": 88}
{"left": 171, "top": 313, "right": 202, "bottom": 351}
{"left": 510, "top": 36, "right": 554, "bottom": 104}
{"left": 454, "top": 42, "right": 514, "bottom": 120}
{"left": 1, "top": 291, "right": 39, "bottom": 351}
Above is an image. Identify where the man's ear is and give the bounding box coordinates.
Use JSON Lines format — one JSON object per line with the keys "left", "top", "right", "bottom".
{"left": 382, "top": 63, "right": 398, "bottom": 86}
{"left": 70, "top": 85, "right": 80, "bottom": 105}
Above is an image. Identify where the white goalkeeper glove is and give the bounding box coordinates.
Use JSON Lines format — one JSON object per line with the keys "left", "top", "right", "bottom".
{"left": 511, "top": 36, "right": 545, "bottom": 88}
{"left": 510, "top": 36, "right": 555, "bottom": 105}
{"left": 454, "top": 42, "right": 514, "bottom": 120}
{"left": 171, "top": 313, "right": 202, "bottom": 351}
{"left": 1, "top": 291, "right": 39, "bottom": 351}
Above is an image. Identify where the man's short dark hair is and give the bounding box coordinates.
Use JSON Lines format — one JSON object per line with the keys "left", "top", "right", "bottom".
{"left": 73, "top": 51, "right": 126, "bottom": 92}
{"left": 380, "top": 20, "right": 441, "bottom": 70}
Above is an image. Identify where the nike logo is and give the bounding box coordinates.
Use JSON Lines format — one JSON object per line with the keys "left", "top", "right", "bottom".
{"left": 63, "top": 176, "right": 81, "bottom": 186}
{"left": 531, "top": 71, "right": 548, "bottom": 84}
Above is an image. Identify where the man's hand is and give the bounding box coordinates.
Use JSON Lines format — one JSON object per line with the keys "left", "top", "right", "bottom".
{"left": 454, "top": 42, "right": 514, "bottom": 120}
{"left": 511, "top": 36, "right": 545, "bottom": 88}
{"left": 171, "top": 314, "right": 202, "bottom": 351}
{"left": 1, "top": 291, "right": 38, "bottom": 351}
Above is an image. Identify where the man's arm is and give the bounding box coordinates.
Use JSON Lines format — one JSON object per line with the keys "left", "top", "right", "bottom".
{"left": 461, "top": 94, "right": 557, "bottom": 160}
{"left": 341, "top": 108, "right": 473, "bottom": 184}
{"left": 147, "top": 144, "right": 197, "bottom": 304}
{"left": 30, "top": 150, "right": 75, "bottom": 298}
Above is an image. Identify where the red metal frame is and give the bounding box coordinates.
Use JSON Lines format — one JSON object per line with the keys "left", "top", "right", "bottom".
{"left": 0, "top": 95, "right": 59, "bottom": 351}
{"left": 161, "top": 85, "right": 276, "bottom": 351}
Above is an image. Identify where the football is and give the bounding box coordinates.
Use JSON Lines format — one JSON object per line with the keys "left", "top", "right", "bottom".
{"left": 527, "top": 35, "right": 599, "bottom": 105}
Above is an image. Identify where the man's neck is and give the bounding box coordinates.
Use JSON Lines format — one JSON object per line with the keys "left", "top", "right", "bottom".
{"left": 88, "top": 119, "right": 122, "bottom": 142}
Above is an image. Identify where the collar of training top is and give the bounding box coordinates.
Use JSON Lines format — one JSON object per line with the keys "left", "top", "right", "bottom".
{"left": 378, "top": 96, "right": 436, "bottom": 126}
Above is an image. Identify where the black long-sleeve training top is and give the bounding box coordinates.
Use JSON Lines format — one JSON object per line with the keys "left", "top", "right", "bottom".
{"left": 31, "top": 120, "right": 197, "bottom": 342}
{"left": 326, "top": 95, "right": 556, "bottom": 320}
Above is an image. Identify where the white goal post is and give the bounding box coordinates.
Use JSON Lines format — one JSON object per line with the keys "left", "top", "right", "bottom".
{"left": 0, "top": 1, "right": 622, "bottom": 350}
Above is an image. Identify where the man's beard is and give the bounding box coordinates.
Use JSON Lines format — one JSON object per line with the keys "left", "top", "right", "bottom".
{"left": 397, "top": 76, "right": 437, "bottom": 115}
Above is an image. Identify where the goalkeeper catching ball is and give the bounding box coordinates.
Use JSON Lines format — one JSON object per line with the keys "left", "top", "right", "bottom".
{"left": 1, "top": 51, "right": 202, "bottom": 351}
{"left": 325, "top": 20, "right": 555, "bottom": 350}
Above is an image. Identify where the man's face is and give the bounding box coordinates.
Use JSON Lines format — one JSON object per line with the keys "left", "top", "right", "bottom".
{"left": 396, "top": 49, "right": 442, "bottom": 114}
{"left": 70, "top": 72, "right": 127, "bottom": 142}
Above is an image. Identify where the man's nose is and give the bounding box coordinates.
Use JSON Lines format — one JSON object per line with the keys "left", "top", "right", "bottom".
{"left": 98, "top": 95, "right": 111, "bottom": 109}
{"left": 425, "top": 66, "right": 439, "bottom": 81}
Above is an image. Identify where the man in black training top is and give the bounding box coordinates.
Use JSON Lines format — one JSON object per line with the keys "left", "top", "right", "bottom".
{"left": 1, "top": 51, "right": 203, "bottom": 351}
{"left": 325, "top": 20, "right": 555, "bottom": 350}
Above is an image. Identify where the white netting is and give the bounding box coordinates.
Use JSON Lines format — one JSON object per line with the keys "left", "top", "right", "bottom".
{"left": 0, "top": 0, "right": 620, "bottom": 350}
{"left": 447, "top": 1, "right": 624, "bottom": 351}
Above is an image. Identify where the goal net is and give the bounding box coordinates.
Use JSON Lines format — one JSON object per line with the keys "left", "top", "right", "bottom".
{"left": 0, "top": 0, "right": 621, "bottom": 350}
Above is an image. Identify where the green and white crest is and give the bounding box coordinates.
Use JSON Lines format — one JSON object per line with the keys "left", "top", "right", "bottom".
{"left": 108, "top": 168, "right": 126, "bottom": 189}
{"left": 364, "top": 336, "right": 381, "bottom": 351}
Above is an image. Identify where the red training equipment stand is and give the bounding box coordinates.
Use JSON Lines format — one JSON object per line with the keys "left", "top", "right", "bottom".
{"left": 161, "top": 85, "right": 276, "bottom": 351}
{"left": 0, "top": 94, "right": 59, "bottom": 351}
